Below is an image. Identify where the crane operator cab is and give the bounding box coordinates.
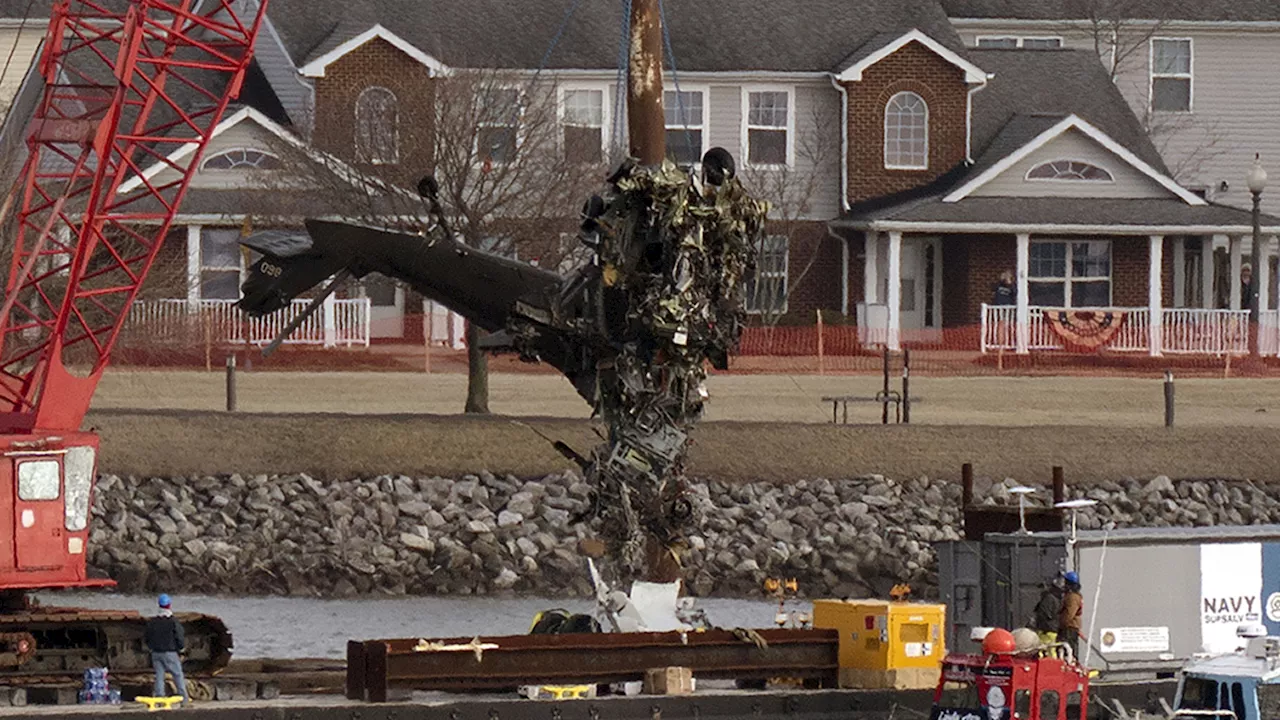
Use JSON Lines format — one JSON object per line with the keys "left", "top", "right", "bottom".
{"left": 931, "top": 627, "right": 1089, "bottom": 720}
{"left": 1170, "top": 624, "right": 1280, "bottom": 720}
{"left": 0, "top": 432, "right": 111, "bottom": 596}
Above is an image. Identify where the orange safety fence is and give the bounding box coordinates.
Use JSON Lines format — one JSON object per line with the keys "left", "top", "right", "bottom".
{"left": 112, "top": 310, "right": 1280, "bottom": 378}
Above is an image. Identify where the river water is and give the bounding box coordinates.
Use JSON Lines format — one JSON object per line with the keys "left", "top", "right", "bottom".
{"left": 39, "top": 593, "right": 803, "bottom": 660}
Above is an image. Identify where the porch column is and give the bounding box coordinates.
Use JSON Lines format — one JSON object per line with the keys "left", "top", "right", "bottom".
{"left": 886, "top": 231, "right": 902, "bottom": 351}
{"left": 322, "top": 292, "right": 337, "bottom": 348}
{"left": 1203, "top": 236, "right": 1219, "bottom": 309}
{"left": 1172, "top": 237, "right": 1186, "bottom": 308}
{"left": 864, "top": 233, "right": 879, "bottom": 304}
{"left": 1148, "top": 235, "right": 1164, "bottom": 357}
{"left": 1015, "top": 233, "right": 1030, "bottom": 354}
{"left": 1230, "top": 235, "right": 1244, "bottom": 310}
{"left": 186, "top": 224, "right": 201, "bottom": 308}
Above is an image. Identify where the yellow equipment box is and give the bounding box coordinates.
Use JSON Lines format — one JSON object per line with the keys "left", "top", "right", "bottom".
{"left": 812, "top": 599, "right": 946, "bottom": 690}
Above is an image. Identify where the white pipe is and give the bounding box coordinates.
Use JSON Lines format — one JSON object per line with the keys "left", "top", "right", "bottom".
{"left": 829, "top": 74, "right": 850, "bottom": 212}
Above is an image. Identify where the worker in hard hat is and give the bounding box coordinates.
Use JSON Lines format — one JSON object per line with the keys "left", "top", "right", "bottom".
{"left": 1057, "top": 571, "right": 1083, "bottom": 661}
{"left": 144, "top": 594, "right": 189, "bottom": 705}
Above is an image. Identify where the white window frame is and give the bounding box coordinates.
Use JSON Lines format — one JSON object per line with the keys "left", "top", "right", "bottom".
{"left": 354, "top": 86, "right": 401, "bottom": 165}
{"left": 1024, "top": 159, "right": 1116, "bottom": 183}
{"left": 475, "top": 85, "right": 524, "bottom": 166}
{"left": 975, "top": 35, "right": 1063, "bottom": 49}
{"left": 200, "top": 147, "right": 282, "bottom": 171}
{"left": 197, "top": 226, "right": 246, "bottom": 301}
{"left": 557, "top": 83, "right": 611, "bottom": 164}
{"left": 1028, "top": 239, "right": 1113, "bottom": 308}
{"left": 663, "top": 84, "right": 710, "bottom": 167}
{"left": 883, "top": 91, "right": 929, "bottom": 171}
{"left": 746, "top": 235, "right": 789, "bottom": 315}
{"left": 1149, "top": 37, "right": 1193, "bottom": 114}
{"left": 740, "top": 85, "right": 795, "bottom": 169}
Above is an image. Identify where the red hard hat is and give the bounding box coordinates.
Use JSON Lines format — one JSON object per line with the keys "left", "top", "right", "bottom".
{"left": 983, "top": 628, "right": 1017, "bottom": 655}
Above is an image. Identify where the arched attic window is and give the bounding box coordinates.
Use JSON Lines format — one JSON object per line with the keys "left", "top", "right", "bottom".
{"left": 355, "top": 86, "right": 400, "bottom": 164}
{"left": 884, "top": 91, "right": 928, "bottom": 170}
{"left": 201, "top": 148, "right": 282, "bottom": 170}
{"left": 1027, "top": 160, "right": 1115, "bottom": 181}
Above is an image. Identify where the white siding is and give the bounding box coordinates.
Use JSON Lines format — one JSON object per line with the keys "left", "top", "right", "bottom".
{"left": 726, "top": 81, "right": 841, "bottom": 221}
{"left": 707, "top": 85, "right": 740, "bottom": 153}
{"left": 970, "top": 128, "right": 1172, "bottom": 198}
{"left": 956, "top": 21, "right": 1280, "bottom": 215}
{"left": 794, "top": 83, "right": 842, "bottom": 219}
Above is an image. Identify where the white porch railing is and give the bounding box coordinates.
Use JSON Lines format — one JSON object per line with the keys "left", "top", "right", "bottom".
{"left": 981, "top": 304, "right": 1255, "bottom": 355}
{"left": 128, "top": 298, "right": 372, "bottom": 348}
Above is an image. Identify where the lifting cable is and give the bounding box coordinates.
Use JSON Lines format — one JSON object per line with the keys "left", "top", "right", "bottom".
{"left": 610, "top": 0, "right": 631, "bottom": 155}
{"left": 495, "top": 0, "right": 585, "bottom": 151}
{"left": 658, "top": 0, "right": 695, "bottom": 163}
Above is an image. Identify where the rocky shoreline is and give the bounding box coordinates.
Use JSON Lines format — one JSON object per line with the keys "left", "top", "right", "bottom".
{"left": 87, "top": 472, "right": 1280, "bottom": 598}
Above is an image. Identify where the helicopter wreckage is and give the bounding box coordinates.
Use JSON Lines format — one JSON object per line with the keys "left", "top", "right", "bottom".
{"left": 237, "top": 148, "right": 770, "bottom": 584}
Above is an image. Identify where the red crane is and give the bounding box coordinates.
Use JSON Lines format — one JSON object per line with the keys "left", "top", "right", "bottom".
{"left": 0, "top": 0, "right": 265, "bottom": 675}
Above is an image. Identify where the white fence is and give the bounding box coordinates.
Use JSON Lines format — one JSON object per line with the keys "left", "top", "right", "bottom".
{"left": 128, "top": 298, "right": 371, "bottom": 348}
{"left": 981, "top": 304, "right": 1256, "bottom": 356}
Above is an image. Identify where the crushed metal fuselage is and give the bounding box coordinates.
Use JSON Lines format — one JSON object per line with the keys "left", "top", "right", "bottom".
{"left": 237, "top": 150, "right": 769, "bottom": 584}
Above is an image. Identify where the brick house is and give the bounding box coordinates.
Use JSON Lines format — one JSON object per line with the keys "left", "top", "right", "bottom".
{"left": 3, "top": 0, "right": 1277, "bottom": 355}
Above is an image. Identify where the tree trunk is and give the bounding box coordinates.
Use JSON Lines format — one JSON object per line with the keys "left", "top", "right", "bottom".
{"left": 464, "top": 322, "right": 490, "bottom": 414}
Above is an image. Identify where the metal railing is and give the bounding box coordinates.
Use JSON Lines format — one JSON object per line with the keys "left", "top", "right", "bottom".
{"left": 981, "top": 304, "right": 1257, "bottom": 356}
{"left": 127, "top": 298, "right": 372, "bottom": 348}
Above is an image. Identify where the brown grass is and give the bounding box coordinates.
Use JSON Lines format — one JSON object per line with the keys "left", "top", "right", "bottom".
{"left": 84, "top": 370, "right": 1280, "bottom": 483}
{"left": 85, "top": 409, "right": 1280, "bottom": 484}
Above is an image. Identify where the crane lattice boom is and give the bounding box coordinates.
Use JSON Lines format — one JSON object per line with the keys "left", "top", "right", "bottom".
{"left": 0, "top": 0, "right": 265, "bottom": 433}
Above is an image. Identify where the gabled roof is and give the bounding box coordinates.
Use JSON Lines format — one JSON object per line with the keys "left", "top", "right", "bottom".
{"left": 943, "top": 114, "right": 1204, "bottom": 204}
{"left": 833, "top": 29, "right": 989, "bottom": 84}
{"left": 967, "top": 48, "right": 1166, "bottom": 174}
{"left": 266, "top": 0, "right": 968, "bottom": 73}
{"left": 943, "top": 0, "right": 1280, "bottom": 22}
{"left": 298, "top": 23, "right": 447, "bottom": 77}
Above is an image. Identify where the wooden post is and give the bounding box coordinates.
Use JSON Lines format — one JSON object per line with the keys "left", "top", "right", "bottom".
{"left": 902, "top": 349, "right": 911, "bottom": 424}
{"left": 225, "top": 355, "right": 237, "bottom": 412}
{"left": 961, "top": 463, "right": 974, "bottom": 507}
{"left": 423, "top": 299, "right": 432, "bottom": 374}
{"left": 881, "top": 346, "right": 891, "bottom": 425}
{"left": 1052, "top": 466, "right": 1065, "bottom": 505}
{"left": 816, "top": 309, "right": 825, "bottom": 376}
{"left": 1164, "top": 370, "right": 1175, "bottom": 427}
{"left": 627, "top": 0, "right": 665, "bottom": 166}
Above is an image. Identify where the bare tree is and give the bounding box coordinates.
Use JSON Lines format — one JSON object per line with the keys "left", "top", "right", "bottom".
{"left": 1059, "top": 1, "right": 1228, "bottom": 184}
{"left": 737, "top": 102, "right": 841, "bottom": 326}
{"left": 289, "top": 69, "right": 606, "bottom": 412}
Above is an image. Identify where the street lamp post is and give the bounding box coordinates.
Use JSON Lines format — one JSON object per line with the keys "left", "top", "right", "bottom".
{"left": 1248, "top": 154, "right": 1268, "bottom": 358}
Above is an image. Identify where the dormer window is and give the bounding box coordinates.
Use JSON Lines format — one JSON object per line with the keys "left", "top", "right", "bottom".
{"left": 201, "top": 148, "right": 281, "bottom": 170}
{"left": 884, "top": 91, "right": 928, "bottom": 170}
{"left": 1027, "top": 160, "right": 1114, "bottom": 182}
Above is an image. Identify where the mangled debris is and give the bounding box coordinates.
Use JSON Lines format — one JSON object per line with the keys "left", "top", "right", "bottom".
{"left": 539, "top": 149, "right": 769, "bottom": 581}
{"left": 235, "top": 146, "right": 769, "bottom": 585}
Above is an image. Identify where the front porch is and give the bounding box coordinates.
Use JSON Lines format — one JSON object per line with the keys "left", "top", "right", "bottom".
{"left": 853, "top": 229, "right": 1280, "bottom": 357}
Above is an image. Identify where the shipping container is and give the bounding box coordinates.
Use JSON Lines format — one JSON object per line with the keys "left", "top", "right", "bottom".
{"left": 936, "top": 525, "right": 1280, "bottom": 680}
